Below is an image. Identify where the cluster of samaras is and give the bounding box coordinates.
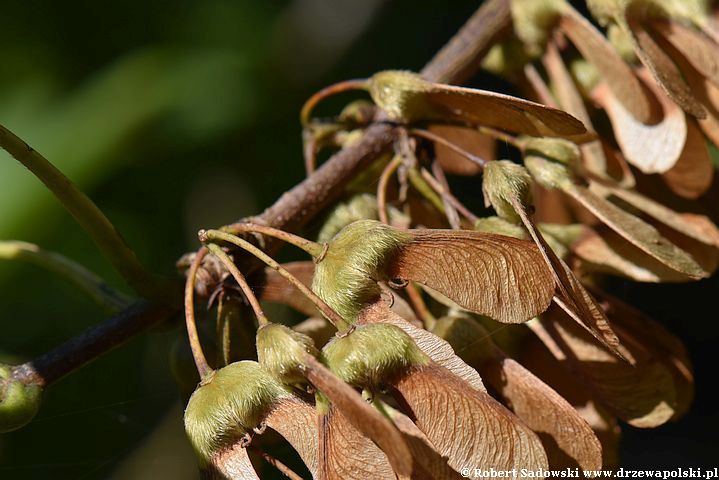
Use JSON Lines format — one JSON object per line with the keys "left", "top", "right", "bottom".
{"left": 181, "top": 1, "right": 719, "bottom": 478}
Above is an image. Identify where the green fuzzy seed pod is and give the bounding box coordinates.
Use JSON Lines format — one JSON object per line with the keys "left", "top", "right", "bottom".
{"left": 588, "top": 0, "right": 707, "bottom": 25}
{"left": 339, "top": 100, "right": 376, "bottom": 125}
{"left": 587, "top": 0, "right": 622, "bottom": 25}
{"left": 538, "top": 223, "right": 586, "bottom": 247}
{"left": 568, "top": 58, "right": 601, "bottom": 98}
{"left": 256, "top": 323, "right": 319, "bottom": 385}
{"left": 312, "top": 220, "right": 412, "bottom": 322}
{"left": 431, "top": 314, "right": 493, "bottom": 367}
{"left": 322, "top": 324, "right": 428, "bottom": 389}
{"left": 317, "top": 194, "right": 380, "bottom": 243}
{"left": 474, "top": 216, "right": 530, "bottom": 240}
{"left": 0, "top": 365, "right": 42, "bottom": 433}
{"left": 510, "top": 0, "right": 567, "bottom": 54}
{"left": 482, "top": 160, "right": 533, "bottom": 223}
{"left": 524, "top": 137, "right": 581, "bottom": 167}
{"left": 524, "top": 155, "right": 574, "bottom": 190}
{"left": 482, "top": 37, "right": 533, "bottom": 75}
{"left": 627, "top": 0, "right": 706, "bottom": 23}
{"left": 317, "top": 194, "right": 409, "bottom": 243}
{"left": 607, "top": 23, "right": 638, "bottom": 63}
{"left": 367, "top": 70, "right": 432, "bottom": 122}
{"left": 183, "top": 361, "right": 287, "bottom": 465}
{"left": 538, "top": 223, "right": 588, "bottom": 260}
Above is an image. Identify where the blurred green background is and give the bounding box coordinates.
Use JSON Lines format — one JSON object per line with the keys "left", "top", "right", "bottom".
{"left": 1, "top": 1, "right": 718, "bottom": 478}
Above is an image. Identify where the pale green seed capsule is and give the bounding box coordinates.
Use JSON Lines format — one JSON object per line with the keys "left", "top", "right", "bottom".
{"left": 524, "top": 155, "right": 574, "bottom": 190}
{"left": 312, "top": 220, "right": 411, "bottom": 322}
{"left": 524, "top": 137, "right": 581, "bottom": 167}
{"left": 482, "top": 160, "right": 533, "bottom": 223}
{"left": 322, "top": 324, "right": 428, "bottom": 389}
{"left": 475, "top": 216, "right": 530, "bottom": 239}
{"left": 0, "top": 365, "right": 42, "bottom": 433}
{"left": 183, "top": 361, "right": 287, "bottom": 465}
{"left": 256, "top": 323, "right": 319, "bottom": 385}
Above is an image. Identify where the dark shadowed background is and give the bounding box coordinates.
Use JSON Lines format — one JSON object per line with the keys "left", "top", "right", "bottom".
{"left": 1, "top": 1, "right": 717, "bottom": 478}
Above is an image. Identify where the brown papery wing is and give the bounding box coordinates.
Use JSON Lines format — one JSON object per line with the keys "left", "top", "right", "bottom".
{"left": 530, "top": 308, "right": 680, "bottom": 428}
{"left": 593, "top": 184, "right": 719, "bottom": 248}
{"left": 661, "top": 115, "right": 714, "bottom": 199}
{"left": 264, "top": 396, "right": 319, "bottom": 478}
{"left": 572, "top": 225, "right": 694, "bottom": 282}
{"left": 385, "top": 404, "right": 465, "bottom": 479}
{"left": 560, "top": 5, "right": 659, "bottom": 123}
{"left": 590, "top": 289, "right": 694, "bottom": 420}
{"left": 303, "top": 355, "right": 413, "bottom": 478}
{"left": 628, "top": 19, "right": 706, "bottom": 118}
{"left": 519, "top": 335, "right": 622, "bottom": 469}
{"left": 563, "top": 182, "right": 706, "bottom": 278}
{"left": 511, "top": 199, "right": 627, "bottom": 360}
{"left": 393, "top": 363, "right": 548, "bottom": 471}
{"left": 386, "top": 229, "right": 555, "bottom": 324}
{"left": 422, "top": 83, "right": 590, "bottom": 141}
{"left": 650, "top": 19, "right": 719, "bottom": 88}
{"left": 594, "top": 74, "right": 687, "bottom": 174}
{"left": 480, "top": 356, "right": 602, "bottom": 469}
{"left": 203, "top": 443, "right": 260, "bottom": 480}
{"left": 357, "top": 300, "right": 486, "bottom": 391}
{"left": 318, "top": 406, "right": 396, "bottom": 480}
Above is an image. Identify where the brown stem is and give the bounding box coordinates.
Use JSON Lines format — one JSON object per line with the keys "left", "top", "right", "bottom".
{"left": 249, "top": 445, "right": 304, "bottom": 480}
{"left": 377, "top": 155, "right": 403, "bottom": 224}
{"left": 410, "top": 128, "right": 489, "bottom": 168}
{"left": 421, "top": 0, "right": 512, "bottom": 84}
{"left": 185, "top": 247, "right": 213, "bottom": 378}
{"left": 431, "top": 160, "right": 461, "bottom": 229}
{"left": 11, "top": 301, "right": 175, "bottom": 388}
{"left": 405, "top": 283, "right": 437, "bottom": 330}
{"left": 478, "top": 126, "right": 523, "bottom": 149}
{"left": 205, "top": 243, "right": 269, "bottom": 326}
{"left": 302, "top": 127, "right": 319, "bottom": 176}
{"left": 300, "top": 79, "right": 369, "bottom": 126}
{"left": 9, "top": 0, "right": 512, "bottom": 391}
{"left": 201, "top": 230, "right": 349, "bottom": 331}
{"left": 420, "top": 167, "right": 479, "bottom": 223}
{"left": 221, "top": 223, "right": 324, "bottom": 258}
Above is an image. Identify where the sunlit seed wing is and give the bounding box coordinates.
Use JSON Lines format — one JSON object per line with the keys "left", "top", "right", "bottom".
{"left": 369, "top": 70, "right": 590, "bottom": 141}
{"left": 386, "top": 229, "right": 555, "bottom": 324}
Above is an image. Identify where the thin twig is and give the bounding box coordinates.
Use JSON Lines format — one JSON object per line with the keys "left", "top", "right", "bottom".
{"left": 410, "top": 128, "right": 489, "bottom": 168}
{"left": 407, "top": 168, "right": 446, "bottom": 215}
{"left": 184, "top": 247, "right": 212, "bottom": 378}
{"left": 420, "top": 168, "right": 479, "bottom": 223}
{"left": 0, "top": 124, "right": 172, "bottom": 302}
{"left": 221, "top": 223, "right": 324, "bottom": 258}
{"left": 478, "top": 126, "right": 523, "bottom": 150}
{"left": 405, "top": 283, "right": 437, "bottom": 330}
{"left": 303, "top": 127, "right": 320, "bottom": 176}
{"left": 200, "top": 230, "right": 349, "bottom": 331}
{"left": 523, "top": 63, "right": 558, "bottom": 108}
{"left": 431, "top": 160, "right": 461, "bottom": 229}
{"left": 0, "top": 240, "right": 132, "bottom": 313}
{"left": 249, "top": 445, "right": 304, "bottom": 480}
{"left": 205, "top": 243, "right": 269, "bottom": 326}
{"left": 11, "top": 301, "right": 175, "bottom": 388}
{"left": 377, "top": 155, "right": 403, "bottom": 224}
{"left": 300, "top": 79, "right": 369, "bottom": 126}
